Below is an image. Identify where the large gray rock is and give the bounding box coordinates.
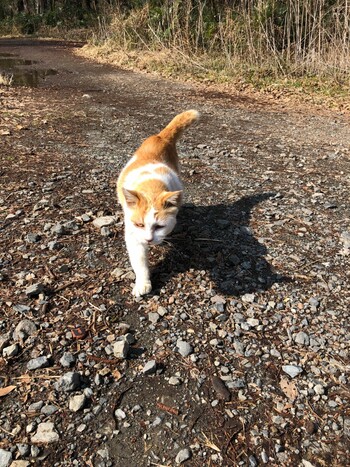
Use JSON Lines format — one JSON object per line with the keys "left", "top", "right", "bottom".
{"left": 175, "top": 448, "right": 192, "bottom": 464}
{"left": 93, "top": 216, "right": 116, "bottom": 228}
{"left": 142, "top": 360, "right": 157, "bottom": 375}
{"left": 27, "top": 356, "right": 50, "bottom": 370}
{"left": 176, "top": 340, "right": 193, "bottom": 357}
{"left": 13, "top": 319, "right": 37, "bottom": 341}
{"left": 31, "top": 422, "right": 59, "bottom": 443}
{"left": 25, "top": 283, "right": 45, "bottom": 297}
{"left": 282, "top": 365, "right": 303, "bottom": 378}
{"left": 69, "top": 394, "right": 86, "bottom": 412}
{"left": 0, "top": 333, "right": 10, "bottom": 352}
{"left": 113, "top": 339, "right": 130, "bottom": 359}
{"left": 54, "top": 372, "right": 81, "bottom": 392}
{"left": 0, "top": 449, "right": 12, "bottom": 467}
{"left": 2, "top": 343, "right": 19, "bottom": 358}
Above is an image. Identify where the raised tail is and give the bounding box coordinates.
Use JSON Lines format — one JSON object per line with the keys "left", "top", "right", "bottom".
{"left": 158, "top": 109, "right": 200, "bottom": 143}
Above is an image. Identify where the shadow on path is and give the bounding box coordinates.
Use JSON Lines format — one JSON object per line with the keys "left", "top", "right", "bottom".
{"left": 152, "top": 192, "right": 285, "bottom": 296}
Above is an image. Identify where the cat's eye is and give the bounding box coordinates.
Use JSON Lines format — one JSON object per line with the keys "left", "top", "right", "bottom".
{"left": 154, "top": 225, "right": 164, "bottom": 230}
{"left": 135, "top": 223, "right": 144, "bottom": 228}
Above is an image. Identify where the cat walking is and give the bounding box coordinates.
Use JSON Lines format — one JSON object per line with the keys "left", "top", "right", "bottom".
{"left": 117, "top": 110, "right": 199, "bottom": 297}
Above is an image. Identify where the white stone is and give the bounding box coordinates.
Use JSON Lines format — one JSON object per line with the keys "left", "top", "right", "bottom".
{"left": 69, "top": 394, "right": 86, "bottom": 412}
{"left": 92, "top": 216, "right": 116, "bottom": 229}
{"left": 0, "top": 449, "right": 12, "bottom": 467}
{"left": 282, "top": 365, "right": 303, "bottom": 378}
{"left": 113, "top": 340, "right": 130, "bottom": 359}
{"left": 175, "top": 448, "right": 192, "bottom": 464}
{"left": 31, "top": 422, "right": 59, "bottom": 443}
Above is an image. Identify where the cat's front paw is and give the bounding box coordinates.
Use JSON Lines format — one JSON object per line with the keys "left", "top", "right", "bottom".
{"left": 132, "top": 280, "right": 152, "bottom": 297}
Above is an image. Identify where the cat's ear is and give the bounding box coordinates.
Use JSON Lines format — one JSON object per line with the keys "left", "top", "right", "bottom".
{"left": 163, "top": 190, "right": 182, "bottom": 208}
{"left": 123, "top": 188, "right": 141, "bottom": 207}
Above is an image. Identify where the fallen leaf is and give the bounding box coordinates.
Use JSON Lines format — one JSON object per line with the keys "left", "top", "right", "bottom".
{"left": 0, "top": 385, "right": 16, "bottom": 397}
{"left": 280, "top": 377, "right": 298, "bottom": 401}
{"left": 71, "top": 326, "right": 87, "bottom": 340}
{"left": 112, "top": 369, "right": 122, "bottom": 381}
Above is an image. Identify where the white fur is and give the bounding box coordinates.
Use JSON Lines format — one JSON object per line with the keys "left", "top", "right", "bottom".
{"left": 123, "top": 163, "right": 182, "bottom": 192}
{"left": 123, "top": 201, "right": 178, "bottom": 297}
{"left": 124, "top": 209, "right": 177, "bottom": 297}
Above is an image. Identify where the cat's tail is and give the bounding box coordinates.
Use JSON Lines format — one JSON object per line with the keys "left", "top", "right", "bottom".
{"left": 159, "top": 109, "right": 199, "bottom": 143}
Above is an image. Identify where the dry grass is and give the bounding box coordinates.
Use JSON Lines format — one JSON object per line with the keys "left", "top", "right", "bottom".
{"left": 0, "top": 73, "right": 14, "bottom": 86}
{"left": 77, "top": 1, "right": 350, "bottom": 111}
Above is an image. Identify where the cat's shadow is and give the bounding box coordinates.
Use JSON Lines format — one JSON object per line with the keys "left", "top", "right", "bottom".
{"left": 151, "top": 192, "right": 285, "bottom": 296}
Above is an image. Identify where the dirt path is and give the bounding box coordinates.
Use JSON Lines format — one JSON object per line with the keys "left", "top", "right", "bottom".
{"left": 0, "top": 38, "right": 349, "bottom": 467}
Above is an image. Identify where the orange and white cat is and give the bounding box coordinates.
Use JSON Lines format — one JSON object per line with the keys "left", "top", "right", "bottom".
{"left": 117, "top": 110, "right": 199, "bottom": 297}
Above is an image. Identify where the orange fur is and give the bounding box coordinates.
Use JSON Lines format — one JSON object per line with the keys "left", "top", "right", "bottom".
{"left": 117, "top": 109, "right": 199, "bottom": 214}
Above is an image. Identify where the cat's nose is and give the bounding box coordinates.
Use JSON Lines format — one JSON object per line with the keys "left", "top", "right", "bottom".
{"left": 146, "top": 238, "right": 153, "bottom": 244}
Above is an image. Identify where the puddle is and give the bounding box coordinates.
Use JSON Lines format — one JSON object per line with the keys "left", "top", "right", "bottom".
{"left": 0, "top": 54, "right": 58, "bottom": 87}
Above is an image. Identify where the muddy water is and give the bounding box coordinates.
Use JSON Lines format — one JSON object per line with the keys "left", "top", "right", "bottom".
{"left": 0, "top": 53, "right": 57, "bottom": 87}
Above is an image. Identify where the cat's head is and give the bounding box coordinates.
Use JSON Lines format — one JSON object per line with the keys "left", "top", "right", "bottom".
{"left": 123, "top": 188, "right": 182, "bottom": 245}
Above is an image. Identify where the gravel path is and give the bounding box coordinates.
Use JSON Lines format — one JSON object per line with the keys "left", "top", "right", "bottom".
{"left": 0, "top": 38, "right": 349, "bottom": 467}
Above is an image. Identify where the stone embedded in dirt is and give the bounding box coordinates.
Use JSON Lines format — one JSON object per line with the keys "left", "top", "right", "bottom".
{"left": 117, "top": 322, "right": 131, "bottom": 334}
{"left": 97, "top": 448, "right": 110, "bottom": 460}
{"left": 51, "top": 223, "right": 66, "bottom": 236}
{"left": 282, "top": 365, "right": 303, "bottom": 378}
{"left": 41, "top": 405, "right": 59, "bottom": 416}
{"left": 81, "top": 214, "right": 91, "bottom": 222}
{"left": 211, "top": 375, "right": 231, "bottom": 401}
{"left": 2, "top": 343, "right": 19, "bottom": 358}
{"left": 123, "top": 333, "right": 136, "bottom": 345}
{"left": 25, "top": 233, "right": 41, "bottom": 243}
{"left": 314, "top": 384, "right": 325, "bottom": 395}
{"left": 261, "top": 450, "right": 269, "bottom": 463}
{"left": 69, "top": 394, "right": 86, "bottom": 412}
{"left": 0, "top": 333, "right": 10, "bottom": 352}
{"left": 13, "top": 304, "right": 31, "bottom": 313}
{"left": 246, "top": 318, "right": 260, "bottom": 327}
{"left": 31, "top": 445, "right": 40, "bottom": 458}
{"left": 92, "top": 216, "right": 116, "bottom": 229}
{"left": 16, "top": 445, "right": 30, "bottom": 457}
{"left": 111, "top": 268, "right": 124, "bottom": 280}
{"left": 13, "top": 319, "right": 37, "bottom": 341}
{"left": 27, "top": 356, "right": 50, "bottom": 370}
{"left": 28, "top": 401, "right": 44, "bottom": 412}
{"left": 54, "top": 372, "right": 81, "bottom": 392}
{"left": 113, "top": 339, "right": 130, "bottom": 359}
{"left": 115, "top": 408, "right": 126, "bottom": 420}
{"left": 340, "top": 230, "right": 350, "bottom": 255}
{"left": 100, "top": 226, "right": 111, "bottom": 236}
{"left": 157, "top": 306, "right": 168, "bottom": 316}
{"left": 25, "top": 283, "right": 45, "bottom": 297}
{"left": 11, "top": 460, "right": 30, "bottom": 467}
{"left": 241, "top": 293, "right": 256, "bottom": 303}
{"left": 48, "top": 240, "right": 61, "bottom": 251}
{"left": 176, "top": 339, "right": 193, "bottom": 357}
{"left": 0, "top": 449, "right": 12, "bottom": 467}
{"left": 343, "top": 418, "right": 350, "bottom": 436}
{"left": 294, "top": 331, "right": 310, "bottom": 346}
{"left": 175, "top": 448, "right": 192, "bottom": 464}
{"left": 31, "top": 422, "right": 60, "bottom": 443}
{"left": 168, "top": 376, "right": 182, "bottom": 386}
{"left": 63, "top": 220, "right": 79, "bottom": 231}
{"left": 148, "top": 312, "right": 160, "bottom": 324}
{"left": 248, "top": 455, "right": 258, "bottom": 467}
{"left": 60, "top": 352, "right": 76, "bottom": 368}
{"left": 142, "top": 360, "right": 157, "bottom": 375}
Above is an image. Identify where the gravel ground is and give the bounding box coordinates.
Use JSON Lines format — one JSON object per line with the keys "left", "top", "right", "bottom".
{"left": 0, "top": 38, "right": 350, "bottom": 467}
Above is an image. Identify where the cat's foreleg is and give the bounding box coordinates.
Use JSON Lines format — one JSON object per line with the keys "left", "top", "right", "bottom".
{"left": 125, "top": 233, "right": 152, "bottom": 297}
